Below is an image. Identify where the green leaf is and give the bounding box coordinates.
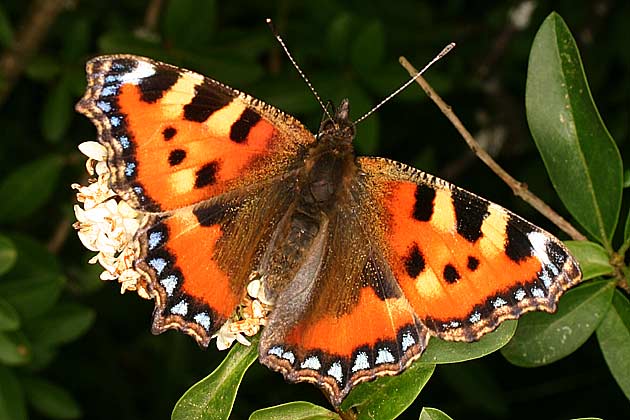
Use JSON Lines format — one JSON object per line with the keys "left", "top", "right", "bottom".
{"left": 419, "top": 407, "right": 454, "bottom": 420}
{"left": 525, "top": 13, "right": 622, "bottom": 246}
{"left": 24, "top": 377, "right": 81, "bottom": 419}
{"left": 0, "top": 297, "right": 19, "bottom": 331}
{"left": 25, "top": 55, "right": 62, "bottom": 81}
{"left": 0, "top": 155, "right": 64, "bottom": 223}
{"left": 327, "top": 12, "right": 354, "bottom": 64}
{"left": 163, "top": 0, "right": 216, "bottom": 50}
{"left": 249, "top": 402, "right": 339, "bottom": 420}
{"left": 25, "top": 303, "right": 95, "bottom": 347}
{"left": 4, "top": 233, "right": 61, "bottom": 278}
{"left": 0, "top": 6, "right": 13, "bottom": 47}
{"left": 42, "top": 79, "right": 73, "bottom": 142}
{"left": 351, "top": 20, "right": 386, "bottom": 73}
{"left": 564, "top": 241, "right": 613, "bottom": 280}
{"left": 0, "top": 331, "right": 30, "bottom": 365}
{"left": 420, "top": 320, "right": 516, "bottom": 364}
{"left": 0, "top": 366, "right": 27, "bottom": 420}
{"left": 502, "top": 280, "right": 615, "bottom": 366}
{"left": 0, "top": 275, "right": 65, "bottom": 319}
{"left": 596, "top": 290, "right": 630, "bottom": 400}
{"left": 340, "top": 362, "right": 435, "bottom": 420}
{"left": 171, "top": 336, "right": 260, "bottom": 420}
{"left": 61, "top": 18, "right": 89, "bottom": 61}
{"left": 0, "top": 234, "right": 17, "bottom": 275}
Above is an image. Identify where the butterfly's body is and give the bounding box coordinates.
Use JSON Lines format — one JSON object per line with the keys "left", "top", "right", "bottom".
{"left": 76, "top": 54, "right": 581, "bottom": 406}
{"left": 253, "top": 98, "right": 358, "bottom": 304}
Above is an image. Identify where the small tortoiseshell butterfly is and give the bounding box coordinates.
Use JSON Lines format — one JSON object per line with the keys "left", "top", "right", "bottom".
{"left": 75, "top": 54, "right": 581, "bottom": 406}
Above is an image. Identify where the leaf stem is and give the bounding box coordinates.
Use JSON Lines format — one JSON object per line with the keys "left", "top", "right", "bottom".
{"left": 399, "top": 56, "right": 587, "bottom": 242}
{"left": 609, "top": 251, "right": 630, "bottom": 293}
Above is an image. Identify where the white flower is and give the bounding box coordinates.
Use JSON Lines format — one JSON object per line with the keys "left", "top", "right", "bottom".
{"left": 211, "top": 279, "right": 273, "bottom": 351}
{"left": 73, "top": 141, "right": 149, "bottom": 299}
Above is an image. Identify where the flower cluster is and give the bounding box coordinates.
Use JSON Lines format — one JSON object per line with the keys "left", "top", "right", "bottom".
{"left": 72, "top": 141, "right": 150, "bottom": 298}
{"left": 212, "top": 278, "right": 272, "bottom": 350}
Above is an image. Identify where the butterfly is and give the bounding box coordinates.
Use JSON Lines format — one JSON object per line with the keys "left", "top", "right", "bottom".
{"left": 74, "top": 54, "right": 582, "bottom": 407}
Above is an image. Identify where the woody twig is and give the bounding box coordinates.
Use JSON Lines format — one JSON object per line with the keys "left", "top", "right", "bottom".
{"left": 399, "top": 56, "right": 586, "bottom": 242}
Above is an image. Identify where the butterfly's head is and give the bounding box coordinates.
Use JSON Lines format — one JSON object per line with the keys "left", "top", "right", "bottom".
{"left": 317, "top": 98, "right": 356, "bottom": 148}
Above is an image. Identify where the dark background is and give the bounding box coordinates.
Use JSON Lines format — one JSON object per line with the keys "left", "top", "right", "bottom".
{"left": 0, "top": 0, "right": 628, "bottom": 419}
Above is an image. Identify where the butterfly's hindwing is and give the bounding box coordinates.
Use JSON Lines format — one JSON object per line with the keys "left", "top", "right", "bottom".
{"left": 259, "top": 200, "right": 429, "bottom": 406}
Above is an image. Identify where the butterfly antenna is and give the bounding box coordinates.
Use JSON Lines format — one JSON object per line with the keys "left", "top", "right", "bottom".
{"left": 354, "top": 42, "right": 456, "bottom": 125}
{"left": 266, "top": 18, "right": 333, "bottom": 122}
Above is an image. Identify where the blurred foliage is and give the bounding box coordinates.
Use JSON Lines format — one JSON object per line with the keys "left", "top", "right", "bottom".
{"left": 0, "top": 1, "right": 629, "bottom": 419}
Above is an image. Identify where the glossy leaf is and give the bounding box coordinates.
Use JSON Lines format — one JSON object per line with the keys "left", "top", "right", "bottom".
{"left": 249, "top": 402, "right": 339, "bottom": 420}
{"left": 596, "top": 290, "right": 630, "bottom": 400}
{"left": 0, "top": 275, "right": 65, "bottom": 319}
{"left": 419, "top": 407, "right": 454, "bottom": 420}
{"left": 0, "top": 297, "right": 19, "bottom": 331}
{"left": 0, "top": 366, "right": 27, "bottom": 420}
{"left": 564, "top": 241, "right": 613, "bottom": 280}
{"left": 0, "top": 155, "right": 64, "bottom": 223}
{"left": 171, "top": 336, "right": 259, "bottom": 420}
{"left": 502, "top": 280, "right": 614, "bottom": 366}
{"left": 571, "top": 418, "right": 603, "bottom": 420}
{"left": 526, "top": 13, "right": 622, "bottom": 245}
{"left": 340, "top": 362, "right": 435, "bottom": 420}
{"left": 0, "top": 234, "right": 17, "bottom": 276}
{"left": 24, "top": 377, "right": 81, "bottom": 419}
{"left": 420, "top": 320, "right": 516, "bottom": 364}
{"left": 0, "top": 331, "right": 30, "bottom": 365}
{"left": 25, "top": 303, "right": 95, "bottom": 347}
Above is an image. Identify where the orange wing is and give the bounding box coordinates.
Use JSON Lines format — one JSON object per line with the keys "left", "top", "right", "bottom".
{"left": 76, "top": 55, "right": 313, "bottom": 345}
{"left": 357, "top": 157, "right": 582, "bottom": 341}
{"left": 259, "top": 203, "right": 429, "bottom": 406}
{"left": 140, "top": 182, "right": 296, "bottom": 346}
{"left": 76, "top": 54, "right": 314, "bottom": 212}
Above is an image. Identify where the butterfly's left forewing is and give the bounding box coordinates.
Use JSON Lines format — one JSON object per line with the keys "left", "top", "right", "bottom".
{"left": 76, "top": 55, "right": 315, "bottom": 212}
